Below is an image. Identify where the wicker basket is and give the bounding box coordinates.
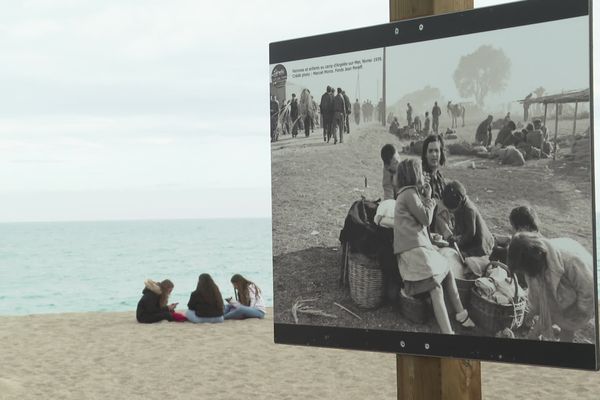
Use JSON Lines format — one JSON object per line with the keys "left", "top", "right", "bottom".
{"left": 348, "top": 252, "right": 384, "bottom": 309}
{"left": 456, "top": 276, "right": 477, "bottom": 308}
{"left": 469, "top": 262, "right": 527, "bottom": 333}
{"left": 398, "top": 289, "right": 432, "bottom": 324}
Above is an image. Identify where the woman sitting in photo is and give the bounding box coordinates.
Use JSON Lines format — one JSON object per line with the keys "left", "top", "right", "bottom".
{"left": 224, "top": 274, "right": 266, "bottom": 320}
{"left": 508, "top": 232, "right": 594, "bottom": 341}
{"left": 393, "top": 159, "right": 474, "bottom": 334}
{"left": 185, "top": 273, "right": 225, "bottom": 323}
{"left": 136, "top": 279, "right": 178, "bottom": 323}
{"left": 441, "top": 180, "right": 494, "bottom": 257}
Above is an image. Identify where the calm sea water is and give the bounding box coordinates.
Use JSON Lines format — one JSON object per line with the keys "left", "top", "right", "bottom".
{"left": 0, "top": 218, "right": 272, "bottom": 316}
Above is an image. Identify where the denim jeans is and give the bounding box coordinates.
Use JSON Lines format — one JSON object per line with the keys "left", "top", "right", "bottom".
{"left": 185, "top": 309, "right": 224, "bottom": 323}
{"left": 223, "top": 303, "right": 265, "bottom": 320}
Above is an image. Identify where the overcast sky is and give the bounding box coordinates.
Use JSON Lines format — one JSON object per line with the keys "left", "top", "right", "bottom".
{"left": 0, "top": 0, "right": 596, "bottom": 222}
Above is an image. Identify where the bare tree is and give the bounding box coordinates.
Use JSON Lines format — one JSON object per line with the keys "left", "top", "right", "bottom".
{"left": 453, "top": 45, "right": 511, "bottom": 107}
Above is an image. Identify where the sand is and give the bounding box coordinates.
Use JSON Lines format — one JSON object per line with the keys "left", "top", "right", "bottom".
{"left": 0, "top": 309, "right": 598, "bottom": 400}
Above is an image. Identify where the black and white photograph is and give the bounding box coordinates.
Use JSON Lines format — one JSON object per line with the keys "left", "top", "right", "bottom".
{"left": 271, "top": 10, "right": 597, "bottom": 350}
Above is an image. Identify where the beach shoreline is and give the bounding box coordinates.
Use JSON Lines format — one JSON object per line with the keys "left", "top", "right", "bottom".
{"left": 1, "top": 309, "right": 598, "bottom": 399}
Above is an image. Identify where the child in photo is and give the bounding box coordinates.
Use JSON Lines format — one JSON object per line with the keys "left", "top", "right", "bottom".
{"left": 393, "top": 159, "right": 474, "bottom": 334}
{"left": 441, "top": 180, "right": 494, "bottom": 257}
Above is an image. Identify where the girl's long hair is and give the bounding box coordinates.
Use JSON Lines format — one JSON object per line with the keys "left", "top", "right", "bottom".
{"left": 396, "top": 158, "right": 423, "bottom": 190}
{"left": 196, "top": 273, "right": 224, "bottom": 314}
{"left": 231, "top": 274, "right": 261, "bottom": 307}
{"left": 158, "top": 279, "right": 174, "bottom": 308}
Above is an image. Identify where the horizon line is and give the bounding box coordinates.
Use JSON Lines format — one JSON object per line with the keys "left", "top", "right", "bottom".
{"left": 0, "top": 216, "right": 272, "bottom": 225}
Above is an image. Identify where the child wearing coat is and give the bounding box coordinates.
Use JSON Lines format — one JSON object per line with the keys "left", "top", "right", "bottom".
{"left": 393, "top": 159, "right": 474, "bottom": 334}
{"left": 441, "top": 180, "right": 494, "bottom": 257}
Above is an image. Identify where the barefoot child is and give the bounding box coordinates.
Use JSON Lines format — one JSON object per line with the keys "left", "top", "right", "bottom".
{"left": 393, "top": 159, "right": 474, "bottom": 334}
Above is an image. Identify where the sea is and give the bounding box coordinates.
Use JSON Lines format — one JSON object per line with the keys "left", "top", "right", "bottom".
{"left": 0, "top": 218, "right": 272, "bottom": 316}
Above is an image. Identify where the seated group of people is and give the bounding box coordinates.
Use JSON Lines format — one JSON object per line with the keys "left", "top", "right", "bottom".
{"left": 491, "top": 117, "right": 551, "bottom": 159}
{"left": 136, "top": 273, "right": 265, "bottom": 324}
{"left": 379, "top": 135, "right": 594, "bottom": 339}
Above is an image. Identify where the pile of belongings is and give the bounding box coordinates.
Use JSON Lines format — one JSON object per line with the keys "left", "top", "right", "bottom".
{"left": 490, "top": 144, "right": 526, "bottom": 166}
{"left": 374, "top": 199, "right": 395, "bottom": 229}
{"left": 340, "top": 198, "right": 402, "bottom": 298}
{"left": 473, "top": 263, "right": 527, "bottom": 305}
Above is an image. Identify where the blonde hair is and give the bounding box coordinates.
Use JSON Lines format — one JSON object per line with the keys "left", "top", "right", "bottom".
{"left": 395, "top": 158, "right": 423, "bottom": 189}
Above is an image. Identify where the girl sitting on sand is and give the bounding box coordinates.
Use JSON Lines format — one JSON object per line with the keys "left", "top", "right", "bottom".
{"left": 441, "top": 180, "right": 494, "bottom": 257}
{"left": 508, "top": 232, "right": 594, "bottom": 341}
{"left": 136, "top": 279, "right": 178, "bottom": 323}
{"left": 223, "top": 274, "right": 266, "bottom": 320}
{"left": 393, "top": 159, "right": 474, "bottom": 334}
{"left": 185, "top": 273, "right": 225, "bottom": 323}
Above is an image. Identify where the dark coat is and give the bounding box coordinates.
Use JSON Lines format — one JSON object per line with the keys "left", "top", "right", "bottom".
{"left": 452, "top": 198, "right": 494, "bottom": 257}
{"left": 187, "top": 290, "right": 224, "bottom": 318}
{"left": 136, "top": 288, "right": 173, "bottom": 323}
{"left": 333, "top": 94, "right": 346, "bottom": 113}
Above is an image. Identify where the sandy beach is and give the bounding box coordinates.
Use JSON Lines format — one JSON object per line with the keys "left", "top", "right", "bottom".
{"left": 0, "top": 309, "right": 598, "bottom": 400}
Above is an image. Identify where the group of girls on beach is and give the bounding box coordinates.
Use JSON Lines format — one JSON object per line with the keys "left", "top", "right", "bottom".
{"left": 381, "top": 134, "right": 594, "bottom": 339}
{"left": 136, "top": 273, "right": 265, "bottom": 324}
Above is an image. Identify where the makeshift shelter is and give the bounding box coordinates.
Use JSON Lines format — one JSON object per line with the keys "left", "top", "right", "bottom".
{"left": 519, "top": 88, "right": 590, "bottom": 160}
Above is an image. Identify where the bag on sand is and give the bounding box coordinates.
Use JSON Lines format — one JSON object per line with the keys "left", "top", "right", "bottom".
{"left": 171, "top": 311, "right": 188, "bottom": 322}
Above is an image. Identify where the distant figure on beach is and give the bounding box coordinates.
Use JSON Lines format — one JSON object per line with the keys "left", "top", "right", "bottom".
{"left": 342, "top": 90, "right": 351, "bottom": 134}
{"left": 508, "top": 232, "right": 594, "bottom": 341}
{"left": 136, "top": 279, "right": 178, "bottom": 323}
{"left": 290, "top": 93, "right": 299, "bottom": 138}
{"left": 185, "top": 273, "right": 225, "bottom": 323}
{"left": 393, "top": 159, "right": 475, "bottom": 334}
{"left": 332, "top": 88, "right": 346, "bottom": 144}
{"left": 380, "top": 144, "right": 401, "bottom": 200}
{"left": 495, "top": 120, "right": 517, "bottom": 147}
{"left": 224, "top": 274, "right": 266, "bottom": 320}
{"left": 475, "top": 115, "right": 494, "bottom": 147}
{"left": 406, "top": 103, "right": 413, "bottom": 126}
{"left": 423, "top": 112, "right": 431, "bottom": 135}
{"left": 320, "top": 86, "right": 334, "bottom": 142}
{"left": 431, "top": 102, "right": 441, "bottom": 134}
{"left": 353, "top": 98, "right": 361, "bottom": 125}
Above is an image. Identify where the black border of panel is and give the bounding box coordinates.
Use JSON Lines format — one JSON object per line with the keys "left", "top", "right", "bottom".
{"left": 270, "top": 0, "right": 588, "bottom": 64}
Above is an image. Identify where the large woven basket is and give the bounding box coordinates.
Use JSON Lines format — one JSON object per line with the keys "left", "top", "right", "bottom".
{"left": 348, "top": 252, "right": 384, "bottom": 309}
{"left": 469, "top": 262, "right": 527, "bottom": 333}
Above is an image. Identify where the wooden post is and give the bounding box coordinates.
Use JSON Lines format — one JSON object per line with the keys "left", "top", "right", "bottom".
{"left": 572, "top": 101, "right": 579, "bottom": 135}
{"left": 390, "top": 1, "right": 481, "bottom": 400}
{"left": 543, "top": 103, "right": 548, "bottom": 127}
{"left": 553, "top": 102, "right": 560, "bottom": 160}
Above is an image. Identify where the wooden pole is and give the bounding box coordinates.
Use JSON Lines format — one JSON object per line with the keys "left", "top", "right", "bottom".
{"left": 572, "top": 101, "right": 579, "bottom": 135}
{"left": 390, "top": 1, "right": 481, "bottom": 400}
{"left": 543, "top": 103, "right": 548, "bottom": 127}
{"left": 553, "top": 102, "right": 559, "bottom": 160}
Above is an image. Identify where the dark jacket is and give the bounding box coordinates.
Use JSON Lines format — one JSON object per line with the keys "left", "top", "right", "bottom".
{"left": 320, "top": 92, "right": 333, "bottom": 116}
{"left": 342, "top": 93, "right": 351, "bottom": 114}
{"left": 136, "top": 285, "right": 173, "bottom": 323}
{"left": 452, "top": 198, "right": 494, "bottom": 257}
{"left": 290, "top": 98, "right": 298, "bottom": 119}
{"left": 333, "top": 94, "right": 346, "bottom": 113}
{"left": 187, "top": 290, "right": 224, "bottom": 318}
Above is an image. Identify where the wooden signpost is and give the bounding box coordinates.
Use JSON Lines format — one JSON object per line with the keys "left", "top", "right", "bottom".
{"left": 389, "top": 2, "right": 481, "bottom": 400}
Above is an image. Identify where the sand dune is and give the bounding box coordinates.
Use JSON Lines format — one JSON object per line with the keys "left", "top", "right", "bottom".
{"left": 0, "top": 310, "right": 597, "bottom": 399}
